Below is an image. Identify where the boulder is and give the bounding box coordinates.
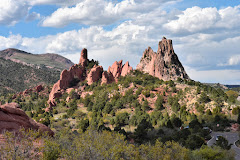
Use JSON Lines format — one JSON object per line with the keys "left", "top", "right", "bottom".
{"left": 0, "top": 103, "right": 54, "bottom": 136}
{"left": 36, "top": 85, "right": 43, "bottom": 92}
{"left": 136, "top": 37, "right": 189, "bottom": 81}
{"left": 87, "top": 65, "right": 103, "bottom": 85}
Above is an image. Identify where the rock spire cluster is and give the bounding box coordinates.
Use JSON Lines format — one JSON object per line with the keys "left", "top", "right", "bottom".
{"left": 47, "top": 48, "right": 133, "bottom": 111}
{"left": 47, "top": 38, "right": 189, "bottom": 111}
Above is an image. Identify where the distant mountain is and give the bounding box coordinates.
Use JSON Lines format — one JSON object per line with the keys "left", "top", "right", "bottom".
{"left": 0, "top": 48, "right": 74, "bottom": 71}
{"left": 204, "top": 83, "right": 229, "bottom": 90}
{"left": 0, "top": 57, "right": 60, "bottom": 94}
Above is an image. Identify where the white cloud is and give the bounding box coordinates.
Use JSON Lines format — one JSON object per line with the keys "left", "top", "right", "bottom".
{"left": 0, "top": 21, "right": 147, "bottom": 69}
{"left": 185, "top": 66, "right": 240, "bottom": 84}
{"left": 228, "top": 55, "right": 240, "bottom": 66}
{"left": 0, "top": 0, "right": 78, "bottom": 26}
{"left": 41, "top": 0, "right": 137, "bottom": 27}
{"left": 45, "top": 21, "right": 147, "bottom": 68}
{"left": 41, "top": 0, "right": 176, "bottom": 27}
{"left": 29, "top": 0, "right": 84, "bottom": 6}
{"left": 164, "top": 5, "right": 240, "bottom": 34}
{"left": 25, "top": 12, "right": 41, "bottom": 22}
{"left": 0, "top": 34, "right": 23, "bottom": 48}
{"left": 0, "top": 0, "right": 30, "bottom": 25}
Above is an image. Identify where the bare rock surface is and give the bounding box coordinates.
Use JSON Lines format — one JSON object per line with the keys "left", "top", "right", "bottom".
{"left": 87, "top": 65, "right": 103, "bottom": 85}
{"left": 79, "top": 48, "right": 88, "bottom": 67}
{"left": 121, "top": 61, "right": 133, "bottom": 77}
{"left": 136, "top": 37, "right": 189, "bottom": 81}
{"left": 0, "top": 103, "right": 54, "bottom": 136}
{"left": 104, "top": 60, "right": 133, "bottom": 83}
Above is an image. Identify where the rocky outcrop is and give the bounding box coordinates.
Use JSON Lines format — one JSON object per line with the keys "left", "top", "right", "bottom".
{"left": 103, "top": 60, "right": 133, "bottom": 84}
{"left": 17, "top": 85, "right": 44, "bottom": 97}
{"left": 0, "top": 103, "right": 54, "bottom": 136}
{"left": 47, "top": 48, "right": 133, "bottom": 111}
{"left": 121, "top": 61, "right": 133, "bottom": 76}
{"left": 36, "top": 85, "right": 43, "bottom": 92}
{"left": 79, "top": 48, "right": 88, "bottom": 67}
{"left": 101, "top": 71, "right": 115, "bottom": 85}
{"left": 47, "top": 48, "right": 88, "bottom": 110}
{"left": 136, "top": 37, "right": 189, "bottom": 81}
{"left": 47, "top": 64, "right": 85, "bottom": 110}
{"left": 87, "top": 65, "right": 103, "bottom": 85}
{"left": 108, "top": 60, "right": 123, "bottom": 79}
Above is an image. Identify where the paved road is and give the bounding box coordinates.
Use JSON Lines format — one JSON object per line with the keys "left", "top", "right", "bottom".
{"left": 207, "top": 132, "right": 240, "bottom": 160}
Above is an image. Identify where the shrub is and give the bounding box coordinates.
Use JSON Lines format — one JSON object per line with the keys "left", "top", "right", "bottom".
{"left": 114, "top": 112, "right": 129, "bottom": 127}
{"left": 155, "top": 95, "right": 164, "bottom": 111}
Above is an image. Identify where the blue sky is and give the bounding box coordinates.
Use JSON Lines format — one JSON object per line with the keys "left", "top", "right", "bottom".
{"left": 0, "top": 0, "right": 240, "bottom": 84}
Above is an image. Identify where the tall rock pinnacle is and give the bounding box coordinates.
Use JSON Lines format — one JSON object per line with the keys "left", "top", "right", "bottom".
{"left": 79, "top": 48, "right": 88, "bottom": 67}
{"left": 136, "top": 37, "right": 189, "bottom": 81}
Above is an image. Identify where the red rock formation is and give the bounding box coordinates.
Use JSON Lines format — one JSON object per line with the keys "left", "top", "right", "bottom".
{"left": 121, "top": 61, "right": 133, "bottom": 76}
{"left": 101, "top": 71, "right": 115, "bottom": 85}
{"left": 108, "top": 60, "right": 123, "bottom": 79}
{"left": 136, "top": 37, "right": 189, "bottom": 81}
{"left": 87, "top": 65, "right": 103, "bottom": 85}
{"left": 79, "top": 48, "right": 88, "bottom": 67}
{"left": 47, "top": 48, "right": 133, "bottom": 110}
{"left": 23, "top": 89, "right": 32, "bottom": 96}
{"left": 102, "top": 60, "right": 133, "bottom": 84}
{"left": 48, "top": 64, "right": 85, "bottom": 110}
{"left": 0, "top": 103, "right": 54, "bottom": 136}
{"left": 36, "top": 85, "right": 43, "bottom": 92}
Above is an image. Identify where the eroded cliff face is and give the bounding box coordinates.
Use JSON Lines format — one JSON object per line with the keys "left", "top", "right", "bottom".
{"left": 136, "top": 37, "right": 189, "bottom": 81}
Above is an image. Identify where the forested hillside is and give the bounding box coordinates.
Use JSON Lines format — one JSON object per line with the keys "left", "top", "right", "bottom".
{"left": 0, "top": 58, "right": 60, "bottom": 94}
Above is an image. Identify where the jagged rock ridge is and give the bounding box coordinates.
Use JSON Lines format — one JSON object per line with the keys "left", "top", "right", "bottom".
{"left": 136, "top": 37, "right": 189, "bottom": 81}
{"left": 47, "top": 48, "right": 133, "bottom": 111}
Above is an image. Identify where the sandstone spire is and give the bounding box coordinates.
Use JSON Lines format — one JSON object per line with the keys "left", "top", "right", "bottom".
{"left": 79, "top": 48, "right": 88, "bottom": 67}
{"left": 136, "top": 37, "right": 189, "bottom": 81}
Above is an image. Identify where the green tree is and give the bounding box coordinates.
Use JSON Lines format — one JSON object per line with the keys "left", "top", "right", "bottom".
{"left": 78, "top": 119, "right": 89, "bottom": 132}
{"left": 214, "top": 136, "right": 232, "bottom": 150}
{"left": 114, "top": 112, "right": 129, "bottom": 127}
{"left": 155, "top": 94, "right": 164, "bottom": 111}
{"left": 232, "top": 107, "right": 239, "bottom": 115}
{"left": 134, "top": 119, "right": 153, "bottom": 143}
{"left": 192, "top": 146, "right": 235, "bottom": 160}
{"left": 142, "top": 100, "right": 150, "bottom": 111}
{"left": 69, "top": 89, "right": 79, "bottom": 99}
{"left": 43, "top": 139, "right": 60, "bottom": 160}
{"left": 172, "top": 117, "right": 182, "bottom": 128}
{"left": 185, "top": 135, "right": 205, "bottom": 150}
{"left": 199, "top": 92, "right": 211, "bottom": 103}
{"left": 237, "top": 113, "right": 240, "bottom": 124}
{"left": 226, "top": 90, "right": 238, "bottom": 104}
